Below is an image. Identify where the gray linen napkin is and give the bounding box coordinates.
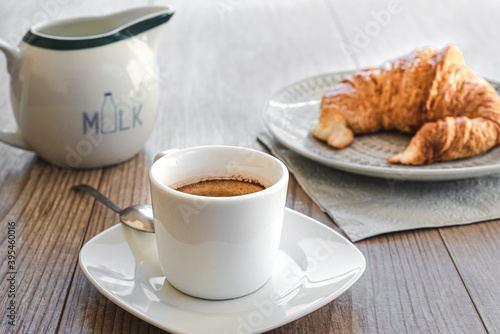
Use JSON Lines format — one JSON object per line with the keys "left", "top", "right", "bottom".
{"left": 258, "top": 131, "right": 500, "bottom": 242}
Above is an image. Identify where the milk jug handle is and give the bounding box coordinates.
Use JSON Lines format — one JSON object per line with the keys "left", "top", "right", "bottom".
{"left": 0, "top": 39, "right": 30, "bottom": 150}
{"left": 0, "top": 39, "right": 20, "bottom": 75}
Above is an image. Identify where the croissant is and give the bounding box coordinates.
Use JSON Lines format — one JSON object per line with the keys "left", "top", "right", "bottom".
{"left": 312, "top": 45, "right": 500, "bottom": 165}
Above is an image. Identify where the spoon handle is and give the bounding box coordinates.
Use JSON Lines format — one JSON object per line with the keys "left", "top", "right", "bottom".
{"left": 73, "top": 184, "right": 122, "bottom": 213}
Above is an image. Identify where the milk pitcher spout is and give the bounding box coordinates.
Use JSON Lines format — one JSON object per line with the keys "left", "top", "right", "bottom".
{"left": 0, "top": 6, "right": 174, "bottom": 168}
{"left": 21, "top": 6, "right": 174, "bottom": 51}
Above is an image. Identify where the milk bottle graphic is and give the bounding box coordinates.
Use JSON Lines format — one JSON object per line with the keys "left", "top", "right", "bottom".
{"left": 100, "top": 92, "right": 118, "bottom": 134}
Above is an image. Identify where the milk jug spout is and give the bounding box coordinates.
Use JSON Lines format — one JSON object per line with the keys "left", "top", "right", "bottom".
{"left": 131, "top": 7, "right": 175, "bottom": 52}
{"left": 102, "top": 6, "right": 175, "bottom": 52}
{"left": 20, "top": 6, "right": 175, "bottom": 51}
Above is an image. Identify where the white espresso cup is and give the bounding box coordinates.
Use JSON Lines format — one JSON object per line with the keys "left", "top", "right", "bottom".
{"left": 149, "top": 146, "right": 288, "bottom": 300}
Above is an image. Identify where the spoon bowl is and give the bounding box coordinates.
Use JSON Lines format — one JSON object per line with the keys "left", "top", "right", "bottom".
{"left": 73, "top": 184, "right": 155, "bottom": 233}
{"left": 120, "top": 204, "right": 155, "bottom": 233}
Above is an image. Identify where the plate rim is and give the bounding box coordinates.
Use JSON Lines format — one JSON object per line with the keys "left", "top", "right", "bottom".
{"left": 263, "top": 71, "right": 500, "bottom": 181}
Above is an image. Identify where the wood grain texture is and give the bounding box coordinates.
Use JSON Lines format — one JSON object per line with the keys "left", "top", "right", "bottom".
{"left": 0, "top": 162, "right": 101, "bottom": 333}
{"left": 353, "top": 231, "right": 486, "bottom": 333}
{"left": 440, "top": 221, "right": 500, "bottom": 333}
{"left": 1, "top": 0, "right": 500, "bottom": 333}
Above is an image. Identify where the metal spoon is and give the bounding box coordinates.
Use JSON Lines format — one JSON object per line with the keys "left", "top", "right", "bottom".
{"left": 73, "top": 184, "right": 154, "bottom": 233}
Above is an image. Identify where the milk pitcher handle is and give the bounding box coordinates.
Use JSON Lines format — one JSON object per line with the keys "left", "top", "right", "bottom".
{"left": 0, "top": 39, "right": 30, "bottom": 150}
{"left": 154, "top": 149, "right": 180, "bottom": 162}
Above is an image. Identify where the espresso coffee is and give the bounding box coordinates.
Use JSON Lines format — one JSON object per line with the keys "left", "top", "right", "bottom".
{"left": 175, "top": 178, "right": 266, "bottom": 197}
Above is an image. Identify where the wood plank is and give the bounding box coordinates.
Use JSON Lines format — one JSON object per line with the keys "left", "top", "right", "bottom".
{"left": 350, "top": 231, "right": 486, "bottom": 333}
{"left": 0, "top": 161, "right": 101, "bottom": 332}
{"left": 440, "top": 221, "right": 500, "bottom": 333}
{"left": 329, "top": 0, "right": 500, "bottom": 80}
{"left": 0, "top": 151, "right": 37, "bottom": 220}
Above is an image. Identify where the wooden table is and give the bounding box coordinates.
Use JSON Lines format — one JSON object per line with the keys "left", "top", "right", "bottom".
{"left": 1, "top": 0, "right": 500, "bottom": 333}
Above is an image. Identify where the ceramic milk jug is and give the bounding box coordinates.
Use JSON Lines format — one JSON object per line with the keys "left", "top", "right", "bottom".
{"left": 0, "top": 6, "right": 174, "bottom": 168}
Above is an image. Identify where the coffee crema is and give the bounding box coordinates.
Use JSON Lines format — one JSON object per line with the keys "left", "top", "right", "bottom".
{"left": 175, "top": 178, "right": 266, "bottom": 197}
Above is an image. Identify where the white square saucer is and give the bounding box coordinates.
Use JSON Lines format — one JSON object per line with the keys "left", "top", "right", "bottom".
{"left": 79, "top": 208, "right": 366, "bottom": 333}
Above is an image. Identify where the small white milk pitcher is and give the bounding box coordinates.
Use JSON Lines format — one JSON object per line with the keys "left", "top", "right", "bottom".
{"left": 0, "top": 6, "right": 174, "bottom": 168}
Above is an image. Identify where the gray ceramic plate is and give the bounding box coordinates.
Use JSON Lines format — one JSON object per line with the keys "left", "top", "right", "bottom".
{"left": 263, "top": 72, "right": 500, "bottom": 181}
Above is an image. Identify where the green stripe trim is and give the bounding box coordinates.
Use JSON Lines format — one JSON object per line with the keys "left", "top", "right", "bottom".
{"left": 22, "top": 11, "right": 174, "bottom": 50}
